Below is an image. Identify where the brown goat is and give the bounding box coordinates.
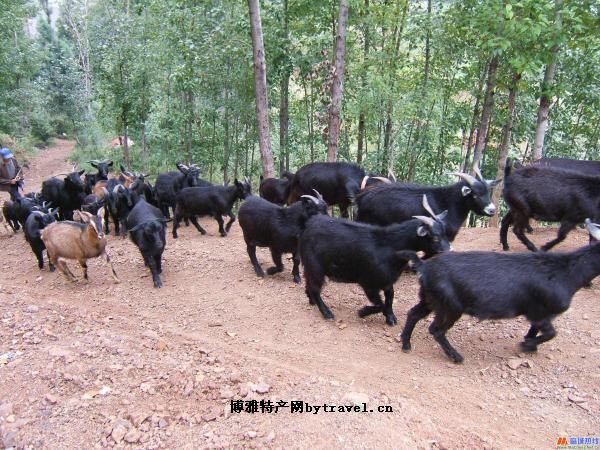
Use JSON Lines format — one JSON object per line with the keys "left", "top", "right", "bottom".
{"left": 41, "top": 208, "right": 120, "bottom": 283}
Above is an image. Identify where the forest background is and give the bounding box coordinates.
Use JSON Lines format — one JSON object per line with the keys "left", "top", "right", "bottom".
{"left": 0, "top": 0, "right": 598, "bottom": 225}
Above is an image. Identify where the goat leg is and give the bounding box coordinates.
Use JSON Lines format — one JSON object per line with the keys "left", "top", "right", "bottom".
{"left": 146, "top": 257, "right": 162, "bottom": 288}
{"left": 291, "top": 252, "right": 301, "bottom": 284}
{"left": 56, "top": 257, "right": 77, "bottom": 282}
{"left": 103, "top": 251, "right": 120, "bottom": 283}
{"left": 383, "top": 287, "right": 397, "bottom": 326}
{"left": 78, "top": 259, "right": 88, "bottom": 281}
{"left": 358, "top": 287, "right": 384, "bottom": 318}
{"left": 224, "top": 211, "right": 236, "bottom": 232}
{"left": 400, "top": 299, "right": 432, "bottom": 352}
{"left": 266, "top": 250, "right": 284, "bottom": 275}
{"left": 215, "top": 214, "right": 227, "bottom": 237}
{"left": 540, "top": 221, "right": 576, "bottom": 252}
{"left": 429, "top": 313, "right": 463, "bottom": 363}
{"left": 499, "top": 211, "right": 513, "bottom": 251}
{"left": 520, "top": 320, "right": 556, "bottom": 352}
{"left": 308, "top": 288, "right": 334, "bottom": 320}
{"left": 246, "top": 244, "right": 265, "bottom": 277}
{"left": 189, "top": 216, "right": 207, "bottom": 235}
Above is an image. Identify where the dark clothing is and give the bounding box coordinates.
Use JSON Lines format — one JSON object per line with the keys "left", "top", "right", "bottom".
{"left": 0, "top": 157, "right": 23, "bottom": 197}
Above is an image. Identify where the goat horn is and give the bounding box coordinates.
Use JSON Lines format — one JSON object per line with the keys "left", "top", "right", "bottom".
{"left": 585, "top": 219, "right": 600, "bottom": 241}
{"left": 360, "top": 176, "right": 369, "bottom": 190}
{"left": 87, "top": 160, "right": 100, "bottom": 164}
{"left": 31, "top": 210, "right": 45, "bottom": 217}
{"left": 301, "top": 194, "right": 320, "bottom": 205}
{"left": 372, "top": 176, "right": 391, "bottom": 184}
{"left": 473, "top": 165, "right": 484, "bottom": 181}
{"left": 421, "top": 195, "right": 439, "bottom": 220}
{"left": 113, "top": 185, "right": 123, "bottom": 194}
{"left": 388, "top": 170, "right": 397, "bottom": 183}
{"left": 312, "top": 189, "right": 324, "bottom": 201}
{"left": 413, "top": 215, "right": 435, "bottom": 228}
{"left": 451, "top": 172, "right": 477, "bottom": 187}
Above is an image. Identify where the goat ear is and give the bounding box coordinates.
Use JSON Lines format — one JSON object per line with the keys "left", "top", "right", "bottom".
{"left": 437, "top": 210, "right": 449, "bottom": 221}
{"left": 107, "top": 161, "right": 113, "bottom": 167}
{"left": 73, "top": 210, "right": 84, "bottom": 222}
{"left": 78, "top": 169, "right": 85, "bottom": 176}
{"left": 461, "top": 186, "right": 472, "bottom": 197}
{"left": 417, "top": 225, "right": 429, "bottom": 237}
{"left": 160, "top": 218, "right": 173, "bottom": 224}
{"left": 90, "top": 162, "right": 98, "bottom": 168}
{"left": 488, "top": 178, "right": 502, "bottom": 188}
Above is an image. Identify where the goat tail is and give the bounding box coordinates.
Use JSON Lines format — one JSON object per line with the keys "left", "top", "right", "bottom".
{"left": 397, "top": 251, "right": 423, "bottom": 269}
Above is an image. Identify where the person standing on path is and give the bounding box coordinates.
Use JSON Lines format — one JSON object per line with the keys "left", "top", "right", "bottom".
{"left": 0, "top": 147, "right": 24, "bottom": 200}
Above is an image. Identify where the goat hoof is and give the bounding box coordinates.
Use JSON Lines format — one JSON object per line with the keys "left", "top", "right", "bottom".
{"left": 450, "top": 354, "right": 464, "bottom": 364}
{"left": 502, "top": 245, "right": 509, "bottom": 251}
{"left": 401, "top": 343, "right": 412, "bottom": 353}
{"left": 220, "top": 232, "right": 227, "bottom": 237}
{"left": 519, "top": 341, "right": 538, "bottom": 353}
{"left": 385, "top": 314, "right": 397, "bottom": 326}
{"left": 266, "top": 266, "right": 282, "bottom": 276}
{"left": 293, "top": 275, "right": 301, "bottom": 284}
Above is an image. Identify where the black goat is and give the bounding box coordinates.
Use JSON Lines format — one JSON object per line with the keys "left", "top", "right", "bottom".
{"left": 300, "top": 195, "right": 450, "bottom": 325}
{"left": 238, "top": 191, "right": 328, "bottom": 283}
{"left": 2, "top": 194, "right": 49, "bottom": 232}
{"left": 2, "top": 199, "right": 21, "bottom": 232}
{"left": 399, "top": 219, "right": 600, "bottom": 363}
{"left": 81, "top": 193, "right": 106, "bottom": 215}
{"left": 500, "top": 160, "right": 600, "bottom": 252}
{"left": 154, "top": 163, "right": 201, "bottom": 218}
{"left": 41, "top": 170, "right": 86, "bottom": 220}
{"left": 84, "top": 159, "right": 113, "bottom": 194}
{"left": 24, "top": 208, "right": 59, "bottom": 269}
{"left": 127, "top": 199, "right": 170, "bottom": 288}
{"left": 287, "top": 162, "right": 365, "bottom": 218}
{"left": 106, "top": 184, "right": 139, "bottom": 237}
{"left": 259, "top": 171, "right": 294, "bottom": 206}
{"left": 172, "top": 178, "right": 252, "bottom": 238}
{"left": 356, "top": 167, "right": 499, "bottom": 241}
{"left": 500, "top": 158, "right": 600, "bottom": 247}
{"left": 529, "top": 157, "right": 600, "bottom": 175}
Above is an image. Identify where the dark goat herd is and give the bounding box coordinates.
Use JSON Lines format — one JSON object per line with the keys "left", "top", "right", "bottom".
{"left": 2, "top": 157, "right": 599, "bottom": 364}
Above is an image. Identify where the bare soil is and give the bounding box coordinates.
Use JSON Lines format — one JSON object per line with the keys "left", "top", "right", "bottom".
{"left": 0, "top": 139, "right": 598, "bottom": 449}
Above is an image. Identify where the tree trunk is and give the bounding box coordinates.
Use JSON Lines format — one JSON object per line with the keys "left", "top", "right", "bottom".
{"left": 462, "top": 61, "right": 487, "bottom": 172}
{"left": 209, "top": 115, "right": 216, "bottom": 183}
{"left": 248, "top": 0, "right": 275, "bottom": 178}
{"left": 327, "top": 0, "right": 349, "bottom": 162}
{"left": 223, "top": 91, "right": 230, "bottom": 184}
{"left": 532, "top": 0, "right": 562, "bottom": 161}
{"left": 382, "top": 0, "right": 410, "bottom": 172}
{"left": 279, "top": 0, "right": 290, "bottom": 176}
{"left": 471, "top": 54, "right": 499, "bottom": 172}
{"left": 357, "top": 0, "right": 369, "bottom": 165}
{"left": 490, "top": 72, "right": 521, "bottom": 227}
{"left": 141, "top": 121, "right": 148, "bottom": 172}
{"left": 122, "top": 118, "right": 130, "bottom": 170}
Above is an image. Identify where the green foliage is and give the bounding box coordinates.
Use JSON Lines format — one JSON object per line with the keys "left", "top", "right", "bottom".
{"left": 0, "top": 0, "right": 597, "bottom": 189}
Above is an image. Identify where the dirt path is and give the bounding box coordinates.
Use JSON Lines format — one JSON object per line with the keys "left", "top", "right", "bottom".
{"left": 1, "top": 140, "right": 598, "bottom": 449}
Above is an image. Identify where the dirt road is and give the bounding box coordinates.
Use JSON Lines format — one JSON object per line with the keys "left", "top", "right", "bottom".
{"left": 0, "top": 139, "right": 598, "bottom": 449}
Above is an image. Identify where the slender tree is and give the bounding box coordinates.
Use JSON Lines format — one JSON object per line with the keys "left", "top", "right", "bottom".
{"left": 327, "top": 0, "right": 349, "bottom": 162}
{"left": 532, "top": 0, "right": 563, "bottom": 161}
{"left": 471, "top": 54, "right": 499, "bottom": 171}
{"left": 248, "top": 0, "right": 275, "bottom": 178}
{"left": 490, "top": 71, "right": 521, "bottom": 227}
